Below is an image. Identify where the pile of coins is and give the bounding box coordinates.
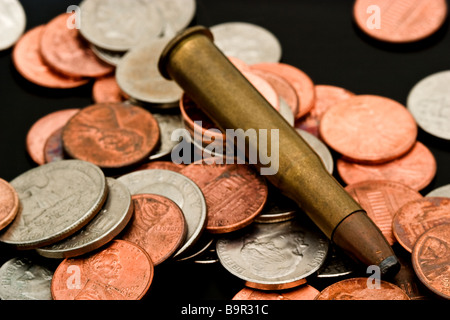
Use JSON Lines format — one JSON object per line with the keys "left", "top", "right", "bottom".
{"left": 1, "top": 0, "right": 450, "bottom": 301}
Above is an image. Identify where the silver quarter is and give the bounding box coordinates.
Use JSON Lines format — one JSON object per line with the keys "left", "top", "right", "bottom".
{"left": 36, "top": 178, "right": 133, "bottom": 259}
{"left": 210, "top": 22, "right": 282, "bottom": 65}
{"left": 0, "top": 160, "right": 107, "bottom": 249}
{"left": 117, "top": 169, "right": 207, "bottom": 258}
{"left": 0, "top": 0, "right": 26, "bottom": 51}
{"left": 91, "top": 44, "right": 125, "bottom": 66}
{"left": 155, "top": 0, "right": 196, "bottom": 37}
{"left": 0, "top": 257, "right": 53, "bottom": 300}
{"left": 426, "top": 184, "right": 450, "bottom": 198}
{"left": 296, "top": 129, "right": 334, "bottom": 174}
{"left": 407, "top": 70, "right": 450, "bottom": 140}
{"left": 150, "top": 113, "right": 184, "bottom": 160}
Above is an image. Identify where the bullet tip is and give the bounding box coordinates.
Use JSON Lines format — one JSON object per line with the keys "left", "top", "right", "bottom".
{"left": 379, "top": 255, "right": 401, "bottom": 278}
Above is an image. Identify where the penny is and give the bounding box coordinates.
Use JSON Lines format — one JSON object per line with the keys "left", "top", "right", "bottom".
{"left": 216, "top": 217, "right": 329, "bottom": 291}
{"left": 337, "top": 142, "right": 437, "bottom": 191}
{"left": 40, "top": 13, "right": 114, "bottom": 78}
{"left": 0, "top": 0, "right": 26, "bottom": 50}
{"left": 320, "top": 95, "right": 418, "bottom": 164}
{"left": 0, "top": 178, "right": 19, "bottom": 231}
{"left": 51, "top": 239, "right": 154, "bottom": 300}
{"left": 62, "top": 103, "right": 160, "bottom": 169}
{"left": 315, "top": 277, "right": 410, "bottom": 300}
{"left": 232, "top": 285, "right": 320, "bottom": 300}
{"left": 180, "top": 161, "right": 268, "bottom": 234}
{"left": 36, "top": 178, "right": 133, "bottom": 259}
{"left": 412, "top": 223, "right": 450, "bottom": 300}
{"left": 92, "top": 75, "right": 126, "bottom": 103}
{"left": 120, "top": 194, "right": 186, "bottom": 266}
{"left": 295, "top": 84, "right": 355, "bottom": 137}
{"left": 353, "top": 0, "right": 448, "bottom": 43}
{"left": 117, "top": 169, "right": 207, "bottom": 258}
{"left": 210, "top": 22, "right": 282, "bottom": 65}
{"left": 44, "top": 128, "right": 65, "bottom": 163}
{"left": 26, "top": 109, "right": 80, "bottom": 166}
{"left": 149, "top": 113, "right": 184, "bottom": 160}
{"left": 0, "top": 160, "right": 108, "bottom": 249}
{"left": 407, "top": 70, "right": 450, "bottom": 140}
{"left": 345, "top": 180, "right": 423, "bottom": 245}
{"left": 241, "top": 70, "right": 280, "bottom": 110}
{"left": 427, "top": 184, "right": 450, "bottom": 198}
{"left": 296, "top": 129, "right": 334, "bottom": 174}
{"left": 79, "top": 0, "right": 164, "bottom": 52}
{"left": 12, "top": 26, "right": 89, "bottom": 89}
{"left": 0, "top": 257, "right": 53, "bottom": 300}
{"left": 251, "top": 63, "right": 315, "bottom": 119}
{"left": 134, "top": 161, "right": 186, "bottom": 173}
{"left": 392, "top": 197, "right": 450, "bottom": 253}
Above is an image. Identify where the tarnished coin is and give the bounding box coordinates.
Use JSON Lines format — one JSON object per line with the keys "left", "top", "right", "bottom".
{"left": 0, "top": 178, "right": 19, "bottom": 232}
{"left": 44, "top": 128, "right": 65, "bottom": 163}
{"left": 216, "top": 217, "right": 329, "bottom": 291}
{"left": 36, "top": 178, "right": 133, "bottom": 259}
{"left": 407, "top": 70, "right": 450, "bottom": 140}
{"left": 393, "top": 197, "right": 450, "bottom": 253}
{"left": 315, "top": 278, "right": 410, "bottom": 300}
{"left": 149, "top": 113, "right": 183, "bottom": 160}
{"left": 0, "top": 160, "right": 108, "bottom": 249}
{"left": 412, "top": 223, "right": 450, "bottom": 300}
{"left": 427, "top": 184, "right": 450, "bottom": 198}
{"left": 117, "top": 169, "right": 207, "bottom": 258}
{"left": 92, "top": 75, "right": 126, "bottom": 103}
{"left": 0, "top": 257, "right": 53, "bottom": 300}
{"left": 296, "top": 129, "right": 334, "bottom": 174}
{"left": 0, "top": 0, "right": 26, "bottom": 50}
{"left": 232, "top": 285, "right": 320, "bottom": 300}
{"left": 120, "top": 194, "right": 187, "bottom": 266}
{"left": 210, "top": 22, "right": 282, "bottom": 65}
{"left": 51, "top": 240, "right": 154, "bottom": 300}
{"left": 62, "top": 103, "right": 160, "bottom": 169}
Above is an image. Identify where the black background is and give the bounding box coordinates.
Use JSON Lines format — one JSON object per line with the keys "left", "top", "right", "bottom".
{"left": 1, "top": 0, "right": 449, "bottom": 313}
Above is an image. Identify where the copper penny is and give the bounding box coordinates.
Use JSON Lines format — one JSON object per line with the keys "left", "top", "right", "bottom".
{"left": 44, "top": 127, "right": 65, "bottom": 163}
{"left": 315, "top": 277, "right": 410, "bottom": 300}
{"left": 40, "top": 13, "right": 114, "bottom": 79}
{"left": 320, "top": 95, "right": 418, "bottom": 164}
{"left": 393, "top": 197, "right": 450, "bottom": 253}
{"left": 251, "top": 62, "right": 315, "bottom": 119}
{"left": 295, "top": 84, "right": 355, "bottom": 137}
{"left": 120, "top": 194, "right": 187, "bottom": 266}
{"left": 62, "top": 103, "right": 160, "bottom": 169}
{"left": 0, "top": 178, "right": 19, "bottom": 232}
{"left": 232, "top": 284, "right": 320, "bottom": 300}
{"left": 337, "top": 142, "right": 437, "bottom": 191}
{"left": 180, "top": 160, "right": 268, "bottom": 234}
{"left": 353, "top": 0, "right": 448, "bottom": 43}
{"left": 134, "top": 161, "right": 186, "bottom": 173}
{"left": 412, "top": 224, "right": 450, "bottom": 299}
{"left": 51, "top": 239, "right": 154, "bottom": 300}
{"left": 345, "top": 180, "right": 423, "bottom": 245}
{"left": 26, "top": 108, "right": 80, "bottom": 165}
{"left": 92, "top": 75, "right": 126, "bottom": 103}
{"left": 12, "top": 25, "right": 89, "bottom": 89}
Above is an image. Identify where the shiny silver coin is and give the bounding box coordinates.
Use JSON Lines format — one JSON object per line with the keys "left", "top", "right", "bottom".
{"left": 36, "top": 178, "right": 133, "bottom": 259}
{"left": 176, "top": 234, "right": 215, "bottom": 262}
{"left": 155, "top": 0, "right": 196, "bottom": 37}
{"left": 316, "top": 244, "right": 358, "bottom": 278}
{"left": 0, "top": 257, "right": 53, "bottom": 300}
{"left": 117, "top": 169, "right": 207, "bottom": 258}
{"left": 210, "top": 22, "right": 282, "bottom": 65}
{"left": 91, "top": 44, "right": 125, "bottom": 67}
{"left": 0, "top": 160, "right": 107, "bottom": 249}
{"left": 407, "top": 70, "right": 450, "bottom": 140}
{"left": 216, "top": 217, "right": 329, "bottom": 290}
{"left": 150, "top": 113, "right": 184, "bottom": 160}
{"left": 296, "top": 129, "right": 334, "bottom": 174}
{"left": 426, "top": 184, "right": 450, "bottom": 198}
{"left": 79, "top": 0, "right": 164, "bottom": 51}
{"left": 0, "top": 0, "right": 26, "bottom": 51}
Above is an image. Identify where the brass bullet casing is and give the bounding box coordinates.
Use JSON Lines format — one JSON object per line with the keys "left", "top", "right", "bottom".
{"left": 159, "top": 26, "right": 400, "bottom": 277}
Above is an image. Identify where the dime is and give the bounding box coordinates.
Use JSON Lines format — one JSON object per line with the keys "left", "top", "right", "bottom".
{"left": 0, "top": 257, "right": 53, "bottom": 300}
{"left": 0, "top": 0, "right": 26, "bottom": 50}
{"left": 0, "top": 160, "right": 108, "bottom": 249}
{"left": 345, "top": 180, "right": 423, "bottom": 245}
{"left": 320, "top": 95, "right": 418, "bottom": 164}
{"left": 180, "top": 161, "right": 268, "bottom": 234}
{"left": 393, "top": 197, "right": 450, "bottom": 253}
{"left": 62, "top": 103, "right": 160, "bottom": 169}
{"left": 92, "top": 75, "right": 126, "bottom": 103}
{"left": 120, "top": 194, "right": 187, "bottom": 266}
{"left": 407, "top": 70, "right": 450, "bottom": 140}
{"left": 216, "top": 217, "right": 329, "bottom": 291}
{"left": 296, "top": 129, "right": 334, "bottom": 174}
{"left": 36, "top": 178, "right": 133, "bottom": 259}
{"left": 315, "top": 277, "right": 410, "bottom": 300}
{"left": 0, "top": 178, "right": 19, "bottom": 231}
{"left": 51, "top": 240, "right": 154, "bottom": 300}
{"left": 427, "top": 184, "right": 450, "bottom": 198}
{"left": 353, "top": 0, "right": 448, "bottom": 43}
{"left": 412, "top": 223, "right": 450, "bottom": 300}
{"left": 210, "top": 22, "right": 282, "bottom": 65}
{"left": 149, "top": 113, "right": 183, "bottom": 160}
{"left": 337, "top": 142, "right": 437, "bottom": 191}
{"left": 232, "top": 285, "right": 320, "bottom": 300}
{"left": 117, "top": 169, "right": 207, "bottom": 258}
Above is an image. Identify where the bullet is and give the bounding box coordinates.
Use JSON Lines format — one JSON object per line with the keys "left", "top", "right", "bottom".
{"left": 158, "top": 26, "right": 400, "bottom": 277}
